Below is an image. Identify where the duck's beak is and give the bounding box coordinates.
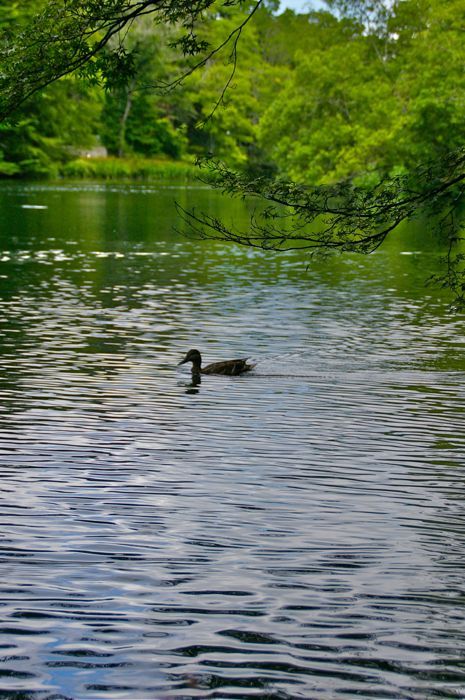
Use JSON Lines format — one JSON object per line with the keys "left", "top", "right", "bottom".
{"left": 178, "top": 356, "right": 188, "bottom": 366}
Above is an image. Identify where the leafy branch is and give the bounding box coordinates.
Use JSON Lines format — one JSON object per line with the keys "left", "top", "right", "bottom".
{"left": 154, "top": 1, "right": 264, "bottom": 124}
{"left": 0, "top": 0, "right": 261, "bottom": 121}
{"left": 176, "top": 150, "right": 465, "bottom": 303}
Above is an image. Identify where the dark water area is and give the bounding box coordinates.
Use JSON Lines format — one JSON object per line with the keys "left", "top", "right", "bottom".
{"left": 0, "top": 181, "right": 465, "bottom": 699}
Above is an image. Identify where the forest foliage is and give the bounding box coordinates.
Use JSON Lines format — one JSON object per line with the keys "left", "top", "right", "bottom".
{"left": 1, "top": 0, "right": 465, "bottom": 303}
{"left": 0, "top": 0, "right": 463, "bottom": 184}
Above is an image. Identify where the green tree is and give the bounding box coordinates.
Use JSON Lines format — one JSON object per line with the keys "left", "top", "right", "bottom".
{"left": 1, "top": 0, "right": 465, "bottom": 302}
{"left": 0, "top": 0, "right": 262, "bottom": 121}
{"left": 257, "top": 10, "right": 399, "bottom": 183}
{"left": 176, "top": 0, "right": 465, "bottom": 305}
{"left": 388, "top": 0, "right": 465, "bottom": 168}
{"left": 100, "top": 18, "right": 189, "bottom": 158}
{"left": 0, "top": 76, "right": 102, "bottom": 176}
{"left": 184, "top": 3, "right": 285, "bottom": 168}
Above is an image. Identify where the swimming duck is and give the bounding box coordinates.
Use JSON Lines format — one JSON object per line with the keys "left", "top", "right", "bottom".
{"left": 178, "top": 349, "right": 255, "bottom": 377}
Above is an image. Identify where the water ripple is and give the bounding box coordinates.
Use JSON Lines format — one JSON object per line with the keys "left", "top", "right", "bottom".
{"left": 1, "top": 183, "right": 465, "bottom": 698}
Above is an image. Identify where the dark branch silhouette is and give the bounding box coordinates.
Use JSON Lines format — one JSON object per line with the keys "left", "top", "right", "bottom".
{"left": 176, "top": 152, "right": 465, "bottom": 306}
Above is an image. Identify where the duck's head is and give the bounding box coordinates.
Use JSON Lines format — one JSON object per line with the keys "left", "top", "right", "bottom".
{"left": 178, "top": 349, "right": 202, "bottom": 367}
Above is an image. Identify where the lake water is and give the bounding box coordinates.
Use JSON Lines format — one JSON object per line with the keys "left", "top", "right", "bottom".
{"left": 0, "top": 181, "right": 465, "bottom": 700}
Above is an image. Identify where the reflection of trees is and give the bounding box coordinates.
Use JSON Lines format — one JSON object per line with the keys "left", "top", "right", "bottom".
{"left": 0, "top": 181, "right": 462, "bottom": 422}
{"left": 1, "top": 0, "right": 465, "bottom": 305}
{"left": 177, "top": 151, "right": 465, "bottom": 306}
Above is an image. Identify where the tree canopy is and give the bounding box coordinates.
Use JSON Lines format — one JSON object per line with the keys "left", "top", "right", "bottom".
{"left": 0, "top": 0, "right": 266, "bottom": 121}
{"left": 0, "top": 0, "right": 464, "bottom": 304}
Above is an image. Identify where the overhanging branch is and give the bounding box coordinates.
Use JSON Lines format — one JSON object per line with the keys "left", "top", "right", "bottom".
{"left": 0, "top": 0, "right": 261, "bottom": 121}
{"left": 176, "top": 150, "right": 465, "bottom": 304}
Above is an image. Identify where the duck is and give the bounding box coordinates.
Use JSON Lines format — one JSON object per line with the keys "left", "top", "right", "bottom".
{"left": 178, "top": 349, "right": 255, "bottom": 377}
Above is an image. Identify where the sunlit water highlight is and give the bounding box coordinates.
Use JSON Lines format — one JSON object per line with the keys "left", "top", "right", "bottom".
{"left": 1, "top": 182, "right": 465, "bottom": 699}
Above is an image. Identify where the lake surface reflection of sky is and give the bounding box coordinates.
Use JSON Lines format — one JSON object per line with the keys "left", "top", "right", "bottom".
{"left": 0, "top": 182, "right": 464, "bottom": 699}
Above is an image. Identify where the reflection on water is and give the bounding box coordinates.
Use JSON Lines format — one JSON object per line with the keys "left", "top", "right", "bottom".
{"left": 1, "top": 182, "right": 465, "bottom": 699}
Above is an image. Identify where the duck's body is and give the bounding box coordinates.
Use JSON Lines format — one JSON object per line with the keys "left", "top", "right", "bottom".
{"left": 178, "top": 349, "right": 255, "bottom": 377}
{"left": 201, "top": 358, "right": 253, "bottom": 376}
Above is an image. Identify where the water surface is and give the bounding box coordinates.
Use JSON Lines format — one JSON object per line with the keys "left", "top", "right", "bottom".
{"left": 0, "top": 182, "right": 465, "bottom": 699}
